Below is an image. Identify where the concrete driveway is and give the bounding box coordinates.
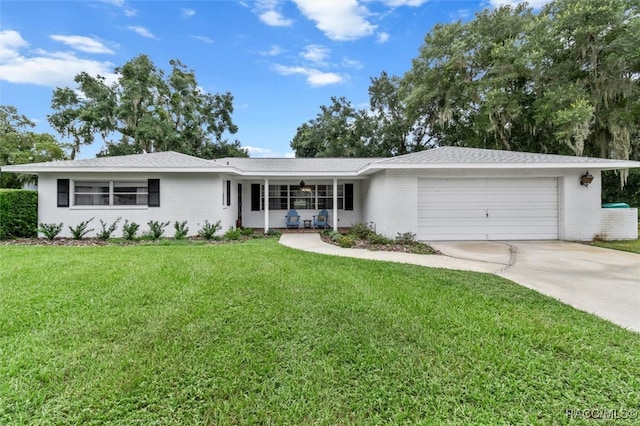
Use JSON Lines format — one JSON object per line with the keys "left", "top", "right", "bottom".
{"left": 430, "top": 241, "right": 640, "bottom": 333}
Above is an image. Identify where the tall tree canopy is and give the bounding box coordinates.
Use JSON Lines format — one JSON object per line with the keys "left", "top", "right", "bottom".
{"left": 1, "top": 105, "right": 68, "bottom": 188}
{"left": 290, "top": 97, "right": 376, "bottom": 157}
{"left": 403, "top": 0, "right": 640, "bottom": 161}
{"left": 49, "top": 55, "right": 247, "bottom": 159}
{"left": 293, "top": 0, "right": 639, "bottom": 165}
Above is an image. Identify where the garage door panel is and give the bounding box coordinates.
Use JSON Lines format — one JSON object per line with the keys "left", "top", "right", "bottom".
{"left": 418, "top": 178, "right": 558, "bottom": 241}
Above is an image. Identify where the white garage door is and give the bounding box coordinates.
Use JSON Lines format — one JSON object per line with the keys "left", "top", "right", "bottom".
{"left": 418, "top": 178, "right": 558, "bottom": 241}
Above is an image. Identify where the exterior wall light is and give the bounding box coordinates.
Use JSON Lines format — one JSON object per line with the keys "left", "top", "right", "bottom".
{"left": 580, "top": 171, "right": 594, "bottom": 187}
{"left": 299, "top": 180, "right": 305, "bottom": 188}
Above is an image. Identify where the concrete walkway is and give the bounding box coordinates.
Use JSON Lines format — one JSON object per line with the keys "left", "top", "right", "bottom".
{"left": 279, "top": 233, "right": 506, "bottom": 274}
{"left": 279, "top": 234, "right": 640, "bottom": 333}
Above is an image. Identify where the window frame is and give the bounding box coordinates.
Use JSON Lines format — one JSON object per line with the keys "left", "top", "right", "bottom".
{"left": 71, "top": 179, "right": 151, "bottom": 209}
{"left": 257, "top": 183, "right": 348, "bottom": 211}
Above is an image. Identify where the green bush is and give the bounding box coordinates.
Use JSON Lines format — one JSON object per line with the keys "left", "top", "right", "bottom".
{"left": 224, "top": 227, "right": 242, "bottom": 240}
{"left": 368, "top": 233, "right": 392, "bottom": 245}
{"left": 146, "top": 220, "right": 170, "bottom": 240}
{"left": 326, "top": 230, "right": 342, "bottom": 242}
{"left": 122, "top": 220, "right": 140, "bottom": 241}
{"left": 96, "top": 218, "right": 121, "bottom": 241}
{"left": 174, "top": 220, "right": 189, "bottom": 240}
{"left": 0, "top": 189, "right": 38, "bottom": 239}
{"left": 38, "top": 223, "right": 63, "bottom": 240}
{"left": 198, "top": 220, "right": 221, "bottom": 240}
{"left": 348, "top": 222, "right": 373, "bottom": 239}
{"left": 338, "top": 235, "right": 354, "bottom": 248}
{"left": 69, "top": 218, "right": 94, "bottom": 240}
{"left": 395, "top": 232, "right": 417, "bottom": 245}
{"left": 240, "top": 227, "right": 254, "bottom": 237}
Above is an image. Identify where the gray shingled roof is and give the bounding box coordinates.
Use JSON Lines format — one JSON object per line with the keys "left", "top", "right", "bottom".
{"left": 3, "top": 151, "right": 223, "bottom": 171}
{"left": 3, "top": 147, "right": 639, "bottom": 175}
{"left": 217, "top": 157, "right": 380, "bottom": 173}
{"left": 379, "top": 147, "right": 638, "bottom": 165}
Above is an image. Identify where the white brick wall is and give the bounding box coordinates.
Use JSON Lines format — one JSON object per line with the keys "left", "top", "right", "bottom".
{"left": 600, "top": 208, "right": 638, "bottom": 240}
{"left": 38, "top": 172, "right": 223, "bottom": 238}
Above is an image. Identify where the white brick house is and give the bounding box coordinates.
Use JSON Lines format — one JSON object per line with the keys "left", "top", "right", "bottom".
{"left": 3, "top": 147, "right": 639, "bottom": 241}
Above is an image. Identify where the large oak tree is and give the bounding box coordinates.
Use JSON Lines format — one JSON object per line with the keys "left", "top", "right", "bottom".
{"left": 49, "top": 55, "right": 247, "bottom": 159}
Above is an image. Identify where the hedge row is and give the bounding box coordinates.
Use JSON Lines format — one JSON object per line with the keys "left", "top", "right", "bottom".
{"left": 0, "top": 190, "right": 38, "bottom": 239}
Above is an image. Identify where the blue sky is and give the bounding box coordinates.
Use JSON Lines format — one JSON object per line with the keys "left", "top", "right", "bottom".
{"left": 0, "top": 0, "right": 549, "bottom": 159}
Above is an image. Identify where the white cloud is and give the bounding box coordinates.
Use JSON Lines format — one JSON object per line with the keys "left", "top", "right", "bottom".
{"left": 259, "top": 10, "right": 293, "bottom": 26}
{"left": 0, "top": 32, "right": 116, "bottom": 87}
{"left": 382, "top": 0, "right": 428, "bottom": 6}
{"left": 376, "top": 32, "right": 390, "bottom": 43}
{"left": 273, "top": 64, "right": 346, "bottom": 87}
{"left": 489, "top": 0, "right": 552, "bottom": 8}
{"left": 292, "top": 0, "right": 376, "bottom": 41}
{"left": 99, "top": 0, "right": 125, "bottom": 6}
{"left": 182, "top": 8, "right": 196, "bottom": 18}
{"left": 50, "top": 35, "right": 115, "bottom": 54}
{"left": 192, "top": 35, "right": 214, "bottom": 44}
{"left": 0, "top": 30, "right": 29, "bottom": 60}
{"left": 244, "top": 146, "right": 279, "bottom": 157}
{"left": 300, "top": 44, "right": 330, "bottom": 65}
{"left": 5, "top": 53, "right": 115, "bottom": 87}
{"left": 259, "top": 45, "right": 285, "bottom": 56}
{"left": 245, "top": 146, "right": 296, "bottom": 158}
{"left": 127, "top": 26, "right": 156, "bottom": 39}
{"left": 124, "top": 9, "right": 137, "bottom": 17}
{"left": 342, "top": 57, "right": 363, "bottom": 69}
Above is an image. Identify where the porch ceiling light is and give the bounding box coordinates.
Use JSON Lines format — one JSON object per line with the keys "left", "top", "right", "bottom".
{"left": 580, "top": 171, "right": 594, "bottom": 187}
{"left": 299, "top": 180, "right": 305, "bottom": 188}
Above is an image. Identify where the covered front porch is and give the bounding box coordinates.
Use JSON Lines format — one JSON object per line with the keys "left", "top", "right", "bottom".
{"left": 236, "top": 177, "right": 363, "bottom": 232}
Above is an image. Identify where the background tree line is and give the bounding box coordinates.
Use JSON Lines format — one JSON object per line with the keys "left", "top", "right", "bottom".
{"left": 290, "top": 0, "right": 639, "bottom": 204}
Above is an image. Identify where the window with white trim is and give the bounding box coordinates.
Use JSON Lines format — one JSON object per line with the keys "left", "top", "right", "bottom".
{"left": 259, "top": 184, "right": 345, "bottom": 210}
{"left": 74, "top": 180, "right": 148, "bottom": 206}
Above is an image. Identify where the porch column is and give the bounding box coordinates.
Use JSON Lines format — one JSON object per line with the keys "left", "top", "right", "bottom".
{"left": 264, "top": 178, "right": 269, "bottom": 232}
{"left": 333, "top": 178, "right": 338, "bottom": 231}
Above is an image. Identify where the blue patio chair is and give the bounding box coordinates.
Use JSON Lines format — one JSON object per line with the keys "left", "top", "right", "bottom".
{"left": 313, "top": 209, "right": 329, "bottom": 229}
{"left": 285, "top": 209, "right": 300, "bottom": 229}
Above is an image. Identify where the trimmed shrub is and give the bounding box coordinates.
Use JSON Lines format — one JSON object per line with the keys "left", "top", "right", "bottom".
{"left": 122, "top": 220, "right": 140, "bottom": 241}
{"left": 368, "top": 233, "right": 392, "bottom": 245}
{"left": 38, "top": 223, "right": 63, "bottom": 240}
{"left": 198, "top": 220, "right": 221, "bottom": 240}
{"left": 174, "top": 220, "right": 189, "bottom": 240}
{"left": 96, "top": 218, "right": 121, "bottom": 241}
{"left": 69, "top": 218, "right": 95, "bottom": 240}
{"left": 240, "top": 227, "right": 254, "bottom": 237}
{"left": 338, "top": 235, "right": 354, "bottom": 248}
{"left": 224, "top": 227, "right": 242, "bottom": 240}
{"left": 348, "top": 222, "right": 373, "bottom": 240}
{"left": 395, "top": 232, "right": 417, "bottom": 245}
{"left": 146, "top": 220, "right": 170, "bottom": 240}
{"left": 0, "top": 189, "right": 38, "bottom": 239}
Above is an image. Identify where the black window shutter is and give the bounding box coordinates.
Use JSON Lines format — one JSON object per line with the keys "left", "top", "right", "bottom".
{"left": 226, "top": 180, "right": 231, "bottom": 206}
{"left": 251, "top": 184, "right": 260, "bottom": 211}
{"left": 148, "top": 179, "right": 160, "bottom": 207}
{"left": 57, "top": 179, "right": 69, "bottom": 207}
{"left": 344, "top": 183, "right": 354, "bottom": 211}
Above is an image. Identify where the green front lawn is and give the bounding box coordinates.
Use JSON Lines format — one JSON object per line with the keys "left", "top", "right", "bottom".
{"left": 1, "top": 240, "right": 639, "bottom": 424}
{"left": 593, "top": 224, "right": 640, "bottom": 254}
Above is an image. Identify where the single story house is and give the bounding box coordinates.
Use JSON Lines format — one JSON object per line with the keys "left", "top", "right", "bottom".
{"left": 3, "top": 147, "right": 639, "bottom": 241}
